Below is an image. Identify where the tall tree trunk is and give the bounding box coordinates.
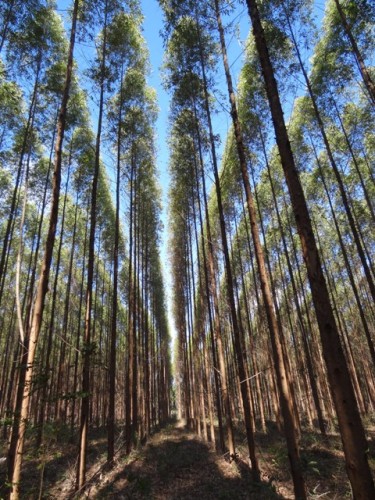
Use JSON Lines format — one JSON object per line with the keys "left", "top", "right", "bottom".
{"left": 7, "top": 1, "right": 79, "bottom": 496}
{"left": 71, "top": 205, "right": 89, "bottom": 438}
{"left": 108, "top": 64, "right": 124, "bottom": 465}
{"left": 192, "top": 101, "right": 226, "bottom": 452}
{"left": 194, "top": 10, "right": 240, "bottom": 463}
{"left": 214, "top": 0, "right": 302, "bottom": 487}
{"left": 36, "top": 152, "right": 72, "bottom": 448}
{"left": 23, "top": 115, "right": 57, "bottom": 351}
{"left": 143, "top": 238, "right": 151, "bottom": 437}
{"left": 126, "top": 155, "right": 135, "bottom": 454}
{"left": 77, "top": 2, "right": 108, "bottom": 489}
{"left": 245, "top": 1, "right": 375, "bottom": 496}
{"left": 55, "top": 190, "right": 80, "bottom": 423}
{"left": 260, "top": 128, "right": 326, "bottom": 434}
{"left": 132, "top": 182, "right": 139, "bottom": 441}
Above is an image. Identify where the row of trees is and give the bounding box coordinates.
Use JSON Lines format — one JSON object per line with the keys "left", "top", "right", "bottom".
{"left": 0, "top": 0, "right": 172, "bottom": 497}
{"left": 165, "top": 0, "right": 374, "bottom": 498}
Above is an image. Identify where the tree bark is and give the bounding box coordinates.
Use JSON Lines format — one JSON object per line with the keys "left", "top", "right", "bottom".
{"left": 77, "top": 1, "right": 108, "bottom": 488}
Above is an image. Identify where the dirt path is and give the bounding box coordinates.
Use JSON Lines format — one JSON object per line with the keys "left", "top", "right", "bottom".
{"left": 88, "top": 421, "right": 282, "bottom": 499}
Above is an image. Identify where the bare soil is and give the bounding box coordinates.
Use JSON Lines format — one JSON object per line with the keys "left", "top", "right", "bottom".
{"left": 1, "top": 419, "right": 374, "bottom": 499}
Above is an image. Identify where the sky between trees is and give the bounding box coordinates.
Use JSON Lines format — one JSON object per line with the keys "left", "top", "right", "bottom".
{"left": 0, "top": 0, "right": 374, "bottom": 498}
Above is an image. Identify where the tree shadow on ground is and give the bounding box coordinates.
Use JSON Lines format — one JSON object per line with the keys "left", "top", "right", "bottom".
{"left": 0, "top": 426, "right": 108, "bottom": 499}
{"left": 96, "top": 425, "right": 283, "bottom": 499}
{"left": 255, "top": 422, "right": 355, "bottom": 498}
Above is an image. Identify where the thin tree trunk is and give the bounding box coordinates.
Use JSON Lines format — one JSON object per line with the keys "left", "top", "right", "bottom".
{"left": 285, "top": 12, "right": 375, "bottom": 303}
{"left": 77, "top": 2, "right": 108, "bottom": 488}
{"left": 194, "top": 10, "right": 241, "bottom": 463}
{"left": 108, "top": 64, "right": 124, "bottom": 465}
{"left": 55, "top": 191, "right": 79, "bottom": 423}
{"left": 71, "top": 205, "right": 90, "bottom": 438}
{"left": 0, "top": 61, "right": 41, "bottom": 310}
{"left": 192, "top": 101, "right": 225, "bottom": 452}
{"left": 36, "top": 152, "right": 72, "bottom": 447}
{"left": 126, "top": 155, "right": 135, "bottom": 454}
{"left": 214, "top": 0, "right": 303, "bottom": 486}
{"left": 260, "top": 128, "right": 326, "bottom": 434}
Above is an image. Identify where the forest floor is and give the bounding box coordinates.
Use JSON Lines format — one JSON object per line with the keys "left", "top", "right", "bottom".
{"left": 1, "top": 419, "right": 374, "bottom": 498}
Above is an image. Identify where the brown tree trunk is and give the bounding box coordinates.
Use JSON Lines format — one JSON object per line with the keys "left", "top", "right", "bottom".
{"left": 215, "top": 0, "right": 302, "bottom": 487}
{"left": 245, "top": 1, "right": 375, "bottom": 496}
{"left": 36, "top": 153, "right": 72, "bottom": 448}
{"left": 107, "top": 65, "right": 124, "bottom": 465}
{"left": 192, "top": 101, "right": 226, "bottom": 451}
{"left": 77, "top": 2, "right": 108, "bottom": 488}
{"left": 126, "top": 155, "right": 135, "bottom": 453}
{"left": 7, "top": 1, "right": 79, "bottom": 496}
{"left": 55, "top": 191, "right": 79, "bottom": 424}
{"left": 70, "top": 205, "right": 89, "bottom": 438}
{"left": 260, "top": 129, "right": 326, "bottom": 434}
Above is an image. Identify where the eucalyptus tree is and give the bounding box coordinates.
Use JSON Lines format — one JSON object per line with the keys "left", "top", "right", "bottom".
{"left": 309, "top": 0, "right": 374, "bottom": 172}
{"left": 76, "top": 0, "right": 146, "bottom": 486}
{"left": 264, "top": 0, "right": 373, "bottom": 399}
{"left": 106, "top": 39, "right": 155, "bottom": 458}
{"left": 237, "top": 37, "right": 329, "bottom": 432}
{"left": 211, "top": 0, "right": 308, "bottom": 490}
{"left": 148, "top": 250, "right": 172, "bottom": 425}
{"left": 261, "top": 0, "right": 375, "bottom": 395}
{"left": 137, "top": 176, "right": 157, "bottom": 435}
{"left": 126, "top": 95, "right": 159, "bottom": 449}
{"left": 161, "top": 0, "right": 246, "bottom": 460}
{"left": 7, "top": 1, "right": 80, "bottom": 497}
{"left": 0, "top": 0, "right": 170, "bottom": 492}
{"left": 169, "top": 150, "right": 195, "bottom": 431}
{"left": 286, "top": 94, "right": 375, "bottom": 371}
{"left": 35, "top": 103, "right": 93, "bottom": 447}
{"left": 76, "top": 0, "right": 113, "bottom": 484}
{"left": 270, "top": 0, "right": 375, "bottom": 305}
{"left": 0, "top": 0, "right": 43, "bottom": 53}
{"left": 243, "top": 0, "right": 375, "bottom": 496}
{"left": 328, "top": 0, "right": 375, "bottom": 105}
